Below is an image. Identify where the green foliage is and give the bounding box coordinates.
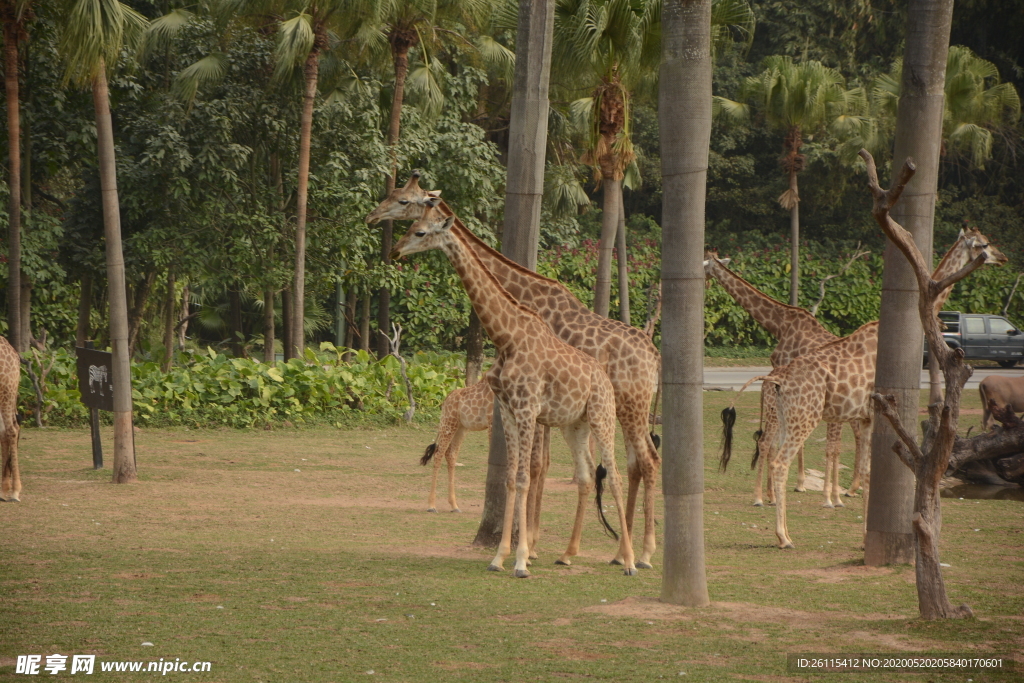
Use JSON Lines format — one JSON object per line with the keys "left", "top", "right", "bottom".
{"left": 20, "top": 343, "right": 465, "bottom": 429}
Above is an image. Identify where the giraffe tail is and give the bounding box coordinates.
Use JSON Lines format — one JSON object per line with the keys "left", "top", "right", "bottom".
{"left": 420, "top": 443, "right": 438, "bottom": 466}
{"left": 594, "top": 465, "right": 619, "bottom": 540}
{"left": 719, "top": 375, "right": 772, "bottom": 473}
{"left": 750, "top": 429, "right": 764, "bottom": 470}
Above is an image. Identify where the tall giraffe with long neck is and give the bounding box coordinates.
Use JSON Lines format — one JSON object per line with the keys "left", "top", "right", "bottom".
{"left": 368, "top": 174, "right": 660, "bottom": 568}
{"left": 704, "top": 253, "right": 853, "bottom": 505}
{"left": 393, "top": 210, "right": 637, "bottom": 577}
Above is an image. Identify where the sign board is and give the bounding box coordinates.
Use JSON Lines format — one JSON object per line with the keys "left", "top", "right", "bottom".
{"left": 76, "top": 347, "right": 115, "bottom": 412}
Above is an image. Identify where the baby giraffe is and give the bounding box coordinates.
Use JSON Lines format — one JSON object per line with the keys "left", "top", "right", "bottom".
{"left": 393, "top": 207, "right": 636, "bottom": 578}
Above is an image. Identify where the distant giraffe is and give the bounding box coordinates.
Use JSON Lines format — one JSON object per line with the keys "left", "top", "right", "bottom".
{"left": 421, "top": 374, "right": 494, "bottom": 513}
{"left": 369, "top": 173, "right": 660, "bottom": 569}
{"left": 393, "top": 208, "right": 637, "bottom": 577}
{"left": 0, "top": 337, "right": 22, "bottom": 502}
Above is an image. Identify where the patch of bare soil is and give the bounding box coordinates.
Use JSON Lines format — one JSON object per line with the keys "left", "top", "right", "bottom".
{"left": 533, "top": 638, "right": 613, "bottom": 661}
{"left": 782, "top": 564, "right": 895, "bottom": 584}
{"left": 585, "top": 597, "right": 910, "bottom": 627}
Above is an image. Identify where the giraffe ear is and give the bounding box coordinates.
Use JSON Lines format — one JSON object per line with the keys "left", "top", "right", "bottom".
{"left": 720, "top": 258, "right": 731, "bottom": 266}
{"left": 427, "top": 190, "right": 442, "bottom": 198}
{"left": 958, "top": 228, "right": 965, "bottom": 238}
{"left": 423, "top": 196, "right": 443, "bottom": 209}
{"left": 441, "top": 216, "right": 456, "bottom": 231}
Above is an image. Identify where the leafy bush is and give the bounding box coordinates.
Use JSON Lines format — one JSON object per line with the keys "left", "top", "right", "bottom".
{"left": 19, "top": 343, "right": 466, "bottom": 429}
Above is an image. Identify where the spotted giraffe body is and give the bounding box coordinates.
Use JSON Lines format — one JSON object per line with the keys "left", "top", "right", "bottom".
{"left": 368, "top": 173, "right": 661, "bottom": 569}
{"left": 422, "top": 375, "right": 494, "bottom": 513}
{"left": 0, "top": 337, "right": 22, "bottom": 502}
{"left": 393, "top": 208, "right": 637, "bottom": 578}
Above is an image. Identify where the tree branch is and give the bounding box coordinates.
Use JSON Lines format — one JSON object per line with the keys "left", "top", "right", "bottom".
{"left": 871, "top": 392, "right": 924, "bottom": 468}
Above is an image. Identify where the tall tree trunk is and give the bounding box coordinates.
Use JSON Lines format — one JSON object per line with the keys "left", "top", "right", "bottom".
{"left": 344, "top": 288, "right": 356, "bottom": 359}
{"left": 291, "top": 49, "right": 319, "bottom": 361}
{"left": 127, "top": 270, "right": 156, "bottom": 357}
{"left": 4, "top": 13, "right": 21, "bottom": 351}
{"left": 263, "top": 287, "right": 276, "bottom": 363}
{"left": 378, "top": 40, "right": 414, "bottom": 358}
{"left": 594, "top": 178, "right": 622, "bottom": 316}
{"left": 19, "top": 272, "right": 30, "bottom": 346}
{"left": 359, "top": 293, "right": 371, "bottom": 353}
{"left": 227, "top": 285, "right": 244, "bottom": 358}
{"left": 162, "top": 270, "right": 175, "bottom": 372}
{"left": 334, "top": 279, "right": 346, "bottom": 347}
{"left": 788, "top": 169, "right": 800, "bottom": 306}
{"left": 76, "top": 272, "right": 92, "bottom": 347}
{"left": 93, "top": 62, "right": 135, "bottom": 483}
{"left": 616, "top": 201, "right": 630, "bottom": 325}
{"left": 178, "top": 282, "right": 189, "bottom": 349}
{"left": 465, "top": 309, "right": 483, "bottom": 385}
{"left": 864, "top": 0, "right": 953, "bottom": 567}
{"left": 281, "top": 287, "right": 292, "bottom": 360}
{"left": 659, "top": 0, "right": 712, "bottom": 607}
{"left": 473, "top": 0, "right": 555, "bottom": 547}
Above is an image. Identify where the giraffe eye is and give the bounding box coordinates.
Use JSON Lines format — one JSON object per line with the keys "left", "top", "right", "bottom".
{"left": 399, "top": 199, "right": 409, "bottom": 205}
{"left": 415, "top": 231, "right": 426, "bottom": 237}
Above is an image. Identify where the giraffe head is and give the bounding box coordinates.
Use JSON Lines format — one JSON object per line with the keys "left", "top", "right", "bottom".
{"left": 702, "top": 250, "right": 731, "bottom": 286}
{"left": 365, "top": 171, "right": 442, "bottom": 224}
{"left": 960, "top": 227, "right": 1008, "bottom": 266}
{"left": 391, "top": 201, "right": 453, "bottom": 259}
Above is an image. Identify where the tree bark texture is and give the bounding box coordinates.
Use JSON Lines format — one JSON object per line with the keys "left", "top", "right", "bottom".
{"left": 263, "top": 288, "right": 275, "bottom": 363}
{"left": 465, "top": 308, "right": 483, "bottom": 385}
{"left": 788, "top": 170, "right": 800, "bottom": 306}
{"left": 292, "top": 49, "right": 319, "bottom": 361}
{"left": 4, "top": 14, "right": 21, "bottom": 351}
{"left": 281, "top": 287, "right": 292, "bottom": 360}
{"left": 865, "top": 0, "right": 953, "bottom": 567}
{"left": 659, "top": 0, "right": 712, "bottom": 607}
{"left": 228, "top": 285, "right": 244, "bottom": 358}
{"left": 162, "top": 271, "right": 175, "bottom": 372}
{"left": 594, "top": 178, "right": 622, "bottom": 317}
{"left": 127, "top": 270, "right": 156, "bottom": 357}
{"left": 863, "top": 150, "right": 974, "bottom": 619}
{"left": 76, "top": 272, "right": 92, "bottom": 347}
{"left": 616, "top": 201, "right": 630, "bottom": 325}
{"left": 93, "top": 63, "right": 136, "bottom": 484}
{"left": 473, "top": 0, "right": 555, "bottom": 547}
{"left": 178, "top": 283, "right": 189, "bottom": 349}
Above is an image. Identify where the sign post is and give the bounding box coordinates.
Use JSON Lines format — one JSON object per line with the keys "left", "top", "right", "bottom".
{"left": 76, "top": 343, "right": 115, "bottom": 469}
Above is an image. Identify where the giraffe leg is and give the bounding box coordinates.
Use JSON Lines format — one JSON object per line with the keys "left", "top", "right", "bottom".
{"left": 637, "top": 458, "right": 657, "bottom": 569}
{"left": 611, "top": 459, "right": 640, "bottom": 566}
{"left": 845, "top": 420, "right": 864, "bottom": 497}
{"left": 856, "top": 417, "right": 872, "bottom": 546}
{"left": 823, "top": 423, "right": 843, "bottom": 508}
{"left": 446, "top": 428, "right": 466, "bottom": 512}
{"left": 590, "top": 376, "right": 636, "bottom": 575}
{"left": 771, "top": 453, "right": 795, "bottom": 549}
{"left": 511, "top": 420, "right": 538, "bottom": 579}
{"left": 556, "top": 422, "right": 595, "bottom": 567}
{"left": 526, "top": 427, "right": 548, "bottom": 561}
{"left": 0, "top": 410, "right": 18, "bottom": 503}
{"left": 488, "top": 403, "right": 523, "bottom": 573}
{"left": 754, "top": 411, "right": 778, "bottom": 506}
{"left": 794, "top": 445, "right": 806, "bottom": 492}
{"left": 426, "top": 404, "right": 460, "bottom": 512}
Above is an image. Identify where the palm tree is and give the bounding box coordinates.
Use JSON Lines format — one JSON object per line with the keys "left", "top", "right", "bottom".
{"left": 730, "top": 56, "right": 847, "bottom": 306}
{"left": 58, "top": 0, "right": 148, "bottom": 484}
{"left": 659, "top": 0, "right": 711, "bottom": 606}
{"left": 0, "top": 0, "right": 30, "bottom": 352}
{"left": 864, "top": 0, "right": 954, "bottom": 572}
{"left": 554, "top": 0, "right": 753, "bottom": 317}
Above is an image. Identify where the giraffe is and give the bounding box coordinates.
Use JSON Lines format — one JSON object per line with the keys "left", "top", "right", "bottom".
{"left": 421, "top": 372, "right": 494, "bottom": 513}
{"left": 367, "top": 173, "right": 661, "bottom": 569}
{"left": 704, "top": 252, "right": 854, "bottom": 506}
{"left": 0, "top": 337, "right": 22, "bottom": 502}
{"left": 393, "top": 209, "right": 637, "bottom": 578}
{"left": 721, "top": 229, "right": 1008, "bottom": 548}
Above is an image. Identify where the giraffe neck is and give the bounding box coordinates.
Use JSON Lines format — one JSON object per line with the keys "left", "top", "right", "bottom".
{"left": 931, "top": 236, "right": 969, "bottom": 311}
{"left": 709, "top": 260, "right": 817, "bottom": 339}
{"left": 436, "top": 199, "right": 590, "bottom": 314}
{"left": 440, "top": 233, "right": 547, "bottom": 353}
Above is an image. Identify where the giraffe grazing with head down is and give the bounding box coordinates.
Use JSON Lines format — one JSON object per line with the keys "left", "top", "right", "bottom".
{"left": 368, "top": 172, "right": 661, "bottom": 569}
{"left": 421, "top": 373, "right": 494, "bottom": 513}
{"left": 704, "top": 252, "right": 855, "bottom": 507}
{"left": 0, "top": 337, "right": 22, "bottom": 502}
{"left": 393, "top": 208, "right": 637, "bottom": 578}
{"left": 721, "top": 229, "right": 1008, "bottom": 548}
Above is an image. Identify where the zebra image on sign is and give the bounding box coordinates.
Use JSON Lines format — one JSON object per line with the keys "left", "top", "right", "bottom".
{"left": 75, "top": 347, "right": 115, "bottom": 412}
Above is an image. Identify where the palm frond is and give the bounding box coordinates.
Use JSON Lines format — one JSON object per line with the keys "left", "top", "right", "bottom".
{"left": 60, "top": 0, "right": 149, "bottom": 85}
{"left": 476, "top": 34, "right": 515, "bottom": 83}
{"left": 141, "top": 8, "right": 194, "bottom": 59}
{"left": 273, "top": 12, "right": 316, "bottom": 84}
{"left": 173, "top": 53, "right": 228, "bottom": 109}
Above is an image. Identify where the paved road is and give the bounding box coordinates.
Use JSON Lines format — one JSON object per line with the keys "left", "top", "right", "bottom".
{"left": 703, "top": 364, "right": 1024, "bottom": 391}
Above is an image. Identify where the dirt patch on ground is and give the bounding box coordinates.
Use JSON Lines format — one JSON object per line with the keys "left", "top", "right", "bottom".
{"left": 782, "top": 564, "right": 895, "bottom": 584}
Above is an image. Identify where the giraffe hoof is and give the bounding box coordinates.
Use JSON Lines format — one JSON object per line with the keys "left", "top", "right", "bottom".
{"left": 794, "top": 486, "right": 806, "bottom": 493}
{"left": 752, "top": 501, "right": 764, "bottom": 507}
{"left": 554, "top": 559, "right": 571, "bottom": 566}
{"left": 822, "top": 503, "right": 834, "bottom": 509}
{"left": 635, "top": 561, "right": 653, "bottom": 570}
{"left": 608, "top": 558, "right": 623, "bottom": 566}
{"left": 513, "top": 569, "right": 530, "bottom": 579}
{"left": 427, "top": 508, "right": 438, "bottom": 513}
{"left": 487, "top": 564, "right": 503, "bottom": 572}
{"left": 450, "top": 508, "right": 461, "bottom": 513}
{"left": 623, "top": 567, "right": 638, "bottom": 577}
{"left": 778, "top": 542, "right": 795, "bottom": 550}
{"left": 834, "top": 501, "right": 845, "bottom": 508}
{"left": 843, "top": 491, "right": 860, "bottom": 498}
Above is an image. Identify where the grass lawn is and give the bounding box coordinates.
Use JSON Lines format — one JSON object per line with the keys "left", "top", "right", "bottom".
{"left": 1, "top": 389, "right": 1021, "bottom": 682}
